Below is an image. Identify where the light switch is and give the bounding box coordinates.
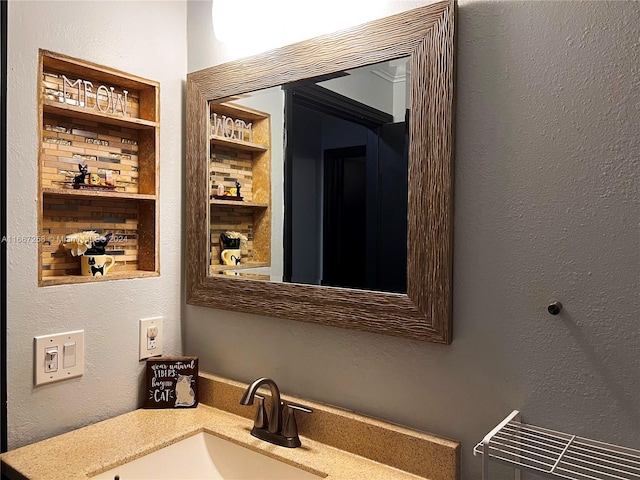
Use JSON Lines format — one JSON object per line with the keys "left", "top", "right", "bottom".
{"left": 34, "top": 330, "right": 84, "bottom": 386}
{"left": 63, "top": 342, "right": 76, "bottom": 368}
{"left": 45, "top": 347, "right": 58, "bottom": 373}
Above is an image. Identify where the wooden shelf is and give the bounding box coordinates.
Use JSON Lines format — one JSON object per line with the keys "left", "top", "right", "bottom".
{"left": 210, "top": 262, "right": 270, "bottom": 273}
{"left": 210, "top": 199, "right": 268, "bottom": 208}
{"left": 40, "top": 270, "right": 160, "bottom": 287}
{"left": 43, "top": 187, "right": 156, "bottom": 201}
{"left": 42, "top": 49, "right": 160, "bottom": 96}
{"left": 210, "top": 135, "right": 268, "bottom": 153}
{"left": 209, "top": 102, "right": 270, "bottom": 121}
{"left": 38, "top": 50, "right": 160, "bottom": 286}
{"left": 43, "top": 101, "right": 157, "bottom": 130}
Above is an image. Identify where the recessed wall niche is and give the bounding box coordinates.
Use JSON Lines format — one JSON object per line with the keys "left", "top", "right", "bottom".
{"left": 37, "top": 50, "right": 160, "bottom": 286}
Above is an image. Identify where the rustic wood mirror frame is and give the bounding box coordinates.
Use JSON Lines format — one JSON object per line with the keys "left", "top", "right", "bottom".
{"left": 186, "top": 0, "right": 455, "bottom": 343}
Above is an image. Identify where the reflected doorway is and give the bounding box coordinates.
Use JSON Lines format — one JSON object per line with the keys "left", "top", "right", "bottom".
{"left": 284, "top": 83, "right": 408, "bottom": 293}
{"left": 323, "top": 145, "right": 367, "bottom": 289}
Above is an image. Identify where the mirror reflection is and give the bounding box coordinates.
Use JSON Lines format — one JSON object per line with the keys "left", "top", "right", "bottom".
{"left": 208, "top": 57, "right": 410, "bottom": 294}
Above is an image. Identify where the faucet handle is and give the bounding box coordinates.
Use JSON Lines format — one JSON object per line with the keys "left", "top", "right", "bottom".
{"left": 282, "top": 402, "right": 312, "bottom": 439}
{"left": 282, "top": 404, "right": 299, "bottom": 439}
{"left": 287, "top": 402, "right": 313, "bottom": 414}
{"left": 253, "top": 394, "right": 268, "bottom": 429}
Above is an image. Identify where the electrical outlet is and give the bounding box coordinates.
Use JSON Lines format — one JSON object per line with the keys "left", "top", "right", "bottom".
{"left": 147, "top": 326, "right": 158, "bottom": 349}
{"left": 139, "top": 317, "right": 162, "bottom": 360}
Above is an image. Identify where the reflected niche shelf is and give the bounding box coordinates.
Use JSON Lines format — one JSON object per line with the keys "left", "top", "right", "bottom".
{"left": 38, "top": 50, "right": 160, "bottom": 286}
{"left": 208, "top": 101, "right": 271, "bottom": 274}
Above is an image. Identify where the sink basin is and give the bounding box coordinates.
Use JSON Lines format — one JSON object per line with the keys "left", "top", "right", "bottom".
{"left": 92, "top": 432, "right": 323, "bottom": 479}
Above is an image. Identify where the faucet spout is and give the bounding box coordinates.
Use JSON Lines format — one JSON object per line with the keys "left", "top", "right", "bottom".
{"left": 239, "top": 377, "right": 282, "bottom": 434}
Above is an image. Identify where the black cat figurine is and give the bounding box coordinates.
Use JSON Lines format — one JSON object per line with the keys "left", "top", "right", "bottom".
{"left": 85, "top": 233, "right": 112, "bottom": 255}
{"left": 219, "top": 232, "right": 240, "bottom": 249}
{"left": 73, "top": 164, "right": 88, "bottom": 189}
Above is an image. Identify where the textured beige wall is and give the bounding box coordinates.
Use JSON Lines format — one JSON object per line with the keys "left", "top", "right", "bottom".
{"left": 7, "top": 0, "right": 186, "bottom": 449}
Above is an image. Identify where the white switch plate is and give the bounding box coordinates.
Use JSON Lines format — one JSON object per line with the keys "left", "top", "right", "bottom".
{"left": 139, "top": 317, "right": 163, "bottom": 360}
{"left": 34, "top": 330, "right": 84, "bottom": 386}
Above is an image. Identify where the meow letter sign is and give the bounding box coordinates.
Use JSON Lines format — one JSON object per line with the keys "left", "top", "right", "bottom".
{"left": 144, "top": 356, "right": 198, "bottom": 409}
{"left": 61, "top": 74, "right": 129, "bottom": 116}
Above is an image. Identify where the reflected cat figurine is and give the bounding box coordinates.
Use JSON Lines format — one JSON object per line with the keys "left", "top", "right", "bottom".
{"left": 175, "top": 374, "right": 195, "bottom": 407}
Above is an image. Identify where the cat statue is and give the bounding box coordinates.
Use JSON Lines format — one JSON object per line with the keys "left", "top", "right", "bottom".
{"left": 174, "top": 374, "right": 196, "bottom": 407}
{"left": 73, "top": 164, "right": 88, "bottom": 189}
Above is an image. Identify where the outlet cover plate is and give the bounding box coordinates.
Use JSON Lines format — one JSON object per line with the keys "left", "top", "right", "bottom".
{"left": 139, "top": 317, "right": 163, "bottom": 360}
{"left": 34, "top": 330, "right": 84, "bottom": 386}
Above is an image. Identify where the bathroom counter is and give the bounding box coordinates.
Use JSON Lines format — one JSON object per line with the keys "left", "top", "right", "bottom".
{"left": 1, "top": 373, "right": 460, "bottom": 480}
{"left": 2, "top": 406, "right": 419, "bottom": 480}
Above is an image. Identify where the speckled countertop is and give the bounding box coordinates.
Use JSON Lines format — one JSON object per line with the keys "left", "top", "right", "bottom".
{"left": 0, "top": 373, "right": 460, "bottom": 480}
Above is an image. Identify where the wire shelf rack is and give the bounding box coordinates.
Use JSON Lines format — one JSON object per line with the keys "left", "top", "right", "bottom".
{"left": 474, "top": 410, "right": 640, "bottom": 480}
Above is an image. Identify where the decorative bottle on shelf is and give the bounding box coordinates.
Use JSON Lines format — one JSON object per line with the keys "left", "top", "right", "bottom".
{"left": 217, "top": 181, "right": 224, "bottom": 196}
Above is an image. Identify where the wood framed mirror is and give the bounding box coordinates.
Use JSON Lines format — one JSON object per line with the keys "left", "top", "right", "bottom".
{"left": 187, "top": 0, "right": 455, "bottom": 343}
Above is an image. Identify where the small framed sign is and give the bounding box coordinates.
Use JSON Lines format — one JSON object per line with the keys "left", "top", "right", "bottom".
{"left": 144, "top": 356, "right": 198, "bottom": 409}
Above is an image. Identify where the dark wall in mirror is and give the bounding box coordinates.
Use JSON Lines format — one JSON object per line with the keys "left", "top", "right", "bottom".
{"left": 187, "top": 1, "right": 455, "bottom": 343}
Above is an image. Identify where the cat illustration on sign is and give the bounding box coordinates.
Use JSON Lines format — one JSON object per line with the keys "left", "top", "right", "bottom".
{"left": 175, "top": 374, "right": 196, "bottom": 407}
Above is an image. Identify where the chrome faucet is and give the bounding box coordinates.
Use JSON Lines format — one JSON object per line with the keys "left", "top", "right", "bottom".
{"left": 240, "top": 377, "right": 312, "bottom": 448}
